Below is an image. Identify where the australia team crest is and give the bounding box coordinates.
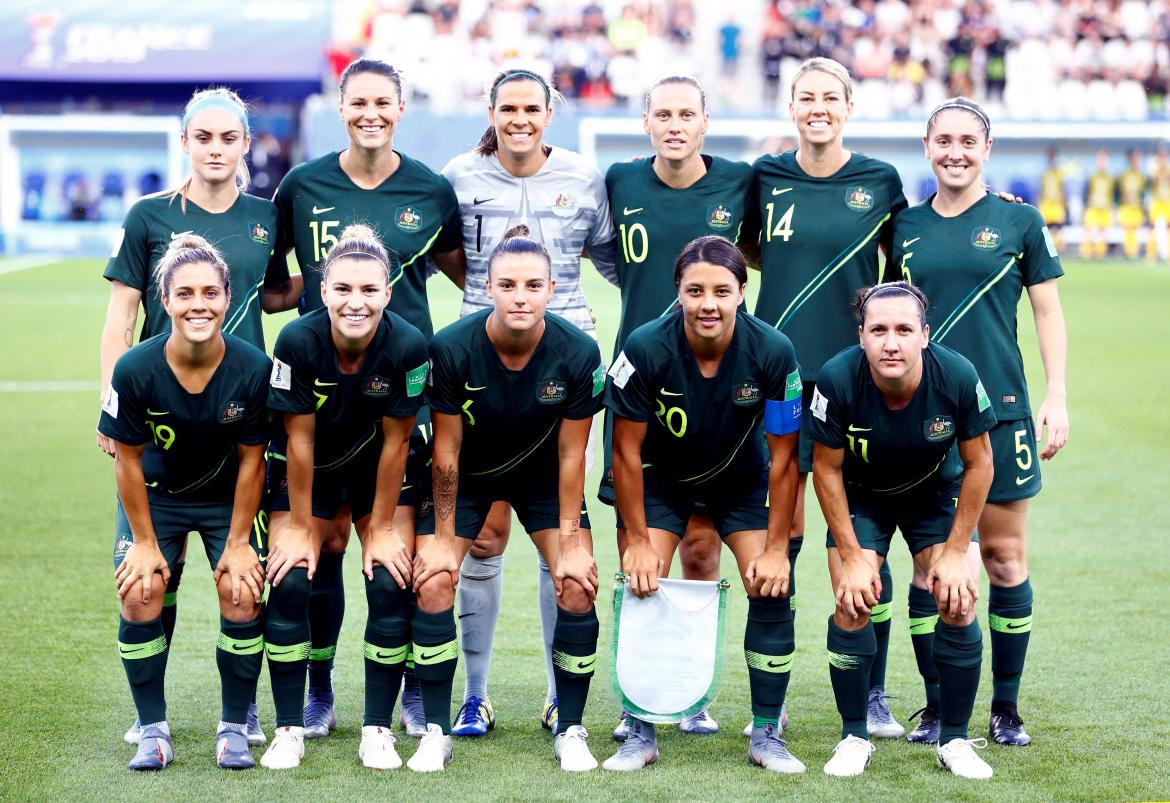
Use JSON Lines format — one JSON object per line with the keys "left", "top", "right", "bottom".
{"left": 249, "top": 222, "right": 270, "bottom": 244}
{"left": 706, "top": 203, "right": 733, "bottom": 231}
{"left": 845, "top": 186, "right": 874, "bottom": 211}
{"left": 396, "top": 206, "right": 422, "bottom": 232}
{"left": 971, "top": 226, "right": 1000, "bottom": 249}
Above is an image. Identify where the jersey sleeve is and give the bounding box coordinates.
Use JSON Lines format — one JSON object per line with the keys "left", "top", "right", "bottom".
{"left": 432, "top": 175, "right": 464, "bottom": 254}
{"left": 268, "top": 327, "right": 316, "bottom": 415}
{"left": 238, "top": 357, "right": 275, "bottom": 445}
{"left": 385, "top": 331, "right": 429, "bottom": 419}
{"left": 585, "top": 166, "right": 620, "bottom": 287}
{"left": 954, "top": 358, "right": 998, "bottom": 440}
{"left": 426, "top": 336, "right": 464, "bottom": 416}
{"left": 563, "top": 337, "right": 606, "bottom": 420}
{"left": 806, "top": 369, "right": 848, "bottom": 449}
{"left": 762, "top": 333, "right": 802, "bottom": 436}
{"left": 605, "top": 336, "right": 652, "bottom": 422}
{"left": 1019, "top": 206, "right": 1065, "bottom": 285}
{"left": 103, "top": 201, "right": 152, "bottom": 290}
{"left": 98, "top": 356, "right": 149, "bottom": 446}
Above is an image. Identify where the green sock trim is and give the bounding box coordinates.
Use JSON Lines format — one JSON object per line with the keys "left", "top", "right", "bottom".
{"left": 553, "top": 649, "right": 597, "bottom": 675}
{"left": 870, "top": 601, "right": 892, "bottom": 623}
{"left": 405, "top": 647, "right": 415, "bottom": 670}
{"left": 752, "top": 715, "right": 777, "bottom": 728}
{"left": 217, "top": 633, "right": 264, "bottom": 655}
{"left": 118, "top": 635, "right": 167, "bottom": 660}
{"left": 163, "top": 592, "right": 177, "bottom": 607}
{"left": 413, "top": 640, "right": 458, "bottom": 665}
{"left": 908, "top": 614, "right": 938, "bottom": 635}
{"left": 788, "top": 594, "right": 797, "bottom": 611}
{"left": 989, "top": 613, "right": 1032, "bottom": 633}
{"left": 745, "top": 649, "right": 793, "bottom": 673}
{"left": 310, "top": 645, "right": 337, "bottom": 661}
{"left": 364, "top": 642, "right": 409, "bottom": 665}
{"left": 827, "top": 650, "right": 862, "bottom": 671}
{"left": 265, "top": 641, "right": 311, "bottom": 662}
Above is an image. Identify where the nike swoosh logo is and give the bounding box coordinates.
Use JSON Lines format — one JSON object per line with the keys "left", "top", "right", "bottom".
{"left": 170, "top": 230, "right": 193, "bottom": 239}
{"left": 458, "top": 612, "right": 475, "bottom": 619}
{"left": 266, "top": 647, "right": 297, "bottom": 657}
{"left": 230, "top": 643, "right": 252, "bottom": 652}
{"left": 1015, "top": 474, "right": 1034, "bottom": 485}
{"left": 419, "top": 651, "right": 444, "bottom": 662}
{"left": 902, "top": 237, "right": 921, "bottom": 247}
{"left": 375, "top": 650, "right": 399, "bottom": 660}
{"left": 312, "top": 205, "right": 335, "bottom": 214}
{"left": 464, "top": 382, "right": 486, "bottom": 391}
{"left": 577, "top": 659, "right": 596, "bottom": 670}
{"left": 119, "top": 646, "right": 147, "bottom": 656}
{"left": 146, "top": 409, "right": 169, "bottom": 416}
{"left": 473, "top": 197, "right": 493, "bottom": 205}
{"left": 623, "top": 207, "right": 644, "bottom": 215}
{"left": 1005, "top": 621, "right": 1030, "bottom": 630}
{"left": 847, "top": 425, "right": 872, "bottom": 432}
{"left": 771, "top": 187, "right": 793, "bottom": 196}
{"left": 314, "top": 378, "right": 338, "bottom": 387}
{"left": 659, "top": 388, "right": 683, "bottom": 396}
{"left": 767, "top": 659, "right": 792, "bottom": 669}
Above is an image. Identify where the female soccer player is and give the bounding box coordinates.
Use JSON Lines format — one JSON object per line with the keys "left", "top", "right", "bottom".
{"left": 891, "top": 98, "right": 1068, "bottom": 747}
{"left": 98, "top": 87, "right": 297, "bottom": 746}
{"left": 438, "top": 67, "right": 617, "bottom": 737}
{"left": 261, "top": 225, "right": 429, "bottom": 771}
{"left": 811, "top": 282, "right": 996, "bottom": 779}
{"left": 604, "top": 74, "right": 754, "bottom": 738}
{"left": 605, "top": 235, "right": 802, "bottom": 773}
{"left": 413, "top": 226, "right": 607, "bottom": 772}
{"left": 267, "top": 58, "right": 465, "bottom": 739}
{"left": 99, "top": 235, "right": 272, "bottom": 770}
{"left": 746, "top": 57, "right": 908, "bottom": 738}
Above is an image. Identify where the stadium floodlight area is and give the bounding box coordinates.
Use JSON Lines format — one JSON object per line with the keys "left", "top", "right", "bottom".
{"left": 0, "top": 115, "right": 184, "bottom": 257}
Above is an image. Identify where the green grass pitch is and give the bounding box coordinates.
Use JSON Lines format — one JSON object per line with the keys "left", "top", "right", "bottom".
{"left": 0, "top": 257, "right": 1166, "bottom": 800}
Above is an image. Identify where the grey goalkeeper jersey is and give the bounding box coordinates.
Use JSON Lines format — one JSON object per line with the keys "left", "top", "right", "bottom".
{"left": 440, "top": 147, "right": 619, "bottom": 333}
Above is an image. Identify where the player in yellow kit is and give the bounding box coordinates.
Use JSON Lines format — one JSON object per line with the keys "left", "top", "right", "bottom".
{"left": 1080, "top": 150, "right": 1114, "bottom": 260}
{"left": 1037, "top": 149, "right": 1067, "bottom": 253}
{"left": 1116, "top": 150, "right": 1147, "bottom": 260}
{"left": 1149, "top": 146, "right": 1170, "bottom": 263}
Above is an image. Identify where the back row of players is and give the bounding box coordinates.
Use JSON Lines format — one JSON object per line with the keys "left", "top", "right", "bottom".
{"left": 96, "top": 56, "right": 1068, "bottom": 779}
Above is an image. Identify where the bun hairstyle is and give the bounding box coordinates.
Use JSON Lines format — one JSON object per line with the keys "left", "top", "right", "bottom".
{"left": 154, "top": 233, "right": 230, "bottom": 299}
{"left": 673, "top": 235, "right": 747, "bottom": 287}
{"left": 487, "top": 224, "right": 552, "bottom": 277}
{"left": 172, "top": 87, "right": 252, "bottom": 212}
{"left": 321, "top": 223, "right": 398, "bottom": 284}
{"left": 853, "top": 281, "right": 929, "bottom": 326}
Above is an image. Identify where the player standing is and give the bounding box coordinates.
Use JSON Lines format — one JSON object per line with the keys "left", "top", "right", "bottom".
{"left": 1148, "top": 145, "right": 1170, "bottom": 262}
{"left": 1080, "top": 149, "right": 1114, "bottom": 259}
{"left": 745, "top": 57, "right": 908, "bottom": 739}
{"left": 438, "top": 67, "right": 618, "bottom": 737}
{"left": 811, "top": 282, "right": 996, "bottom": 779}
{"left": 99, "top": 87, "right": 296, "bottom": 747}
{"left": 1117, "top": 149, "right": 1148, "bottom": 260}
{"left": 1037, "top": 148, "right": 1067, "bottom": 254}
{"left": 891, "top": 97, "right": 1068, "bottom": 747}
{"left": 261, "top": 225, "right": 429, "bottom": 770}
{"left": 412, "top": 226, "right": 607, "bottom": 771}
{"left": 267, "top": 58, "right": 465, "bottom": 739}
{"left": 604, "top": 236, "right": 802, "bottom": 773}
{"left": 99, "top": 235, "right": 271, "bottom": 770}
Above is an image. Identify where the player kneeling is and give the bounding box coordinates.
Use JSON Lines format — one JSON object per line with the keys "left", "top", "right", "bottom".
{"left": 605, "top": 236, "right": 803, "bottom": 773}
{"left": 811, "top": 282, "right": 996, "bottom": 779}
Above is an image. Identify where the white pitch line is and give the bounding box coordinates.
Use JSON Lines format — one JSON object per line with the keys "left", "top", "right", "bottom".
{"left": 0, "top": 380, "right": 99, "bottom": 392}
{"left": 0, "top": 255, "right": 67, "bottom": 276}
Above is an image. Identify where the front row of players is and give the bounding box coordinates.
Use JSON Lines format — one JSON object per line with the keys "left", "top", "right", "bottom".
{"left": 101, "top": 225, "right": 1001, "bottom": 778}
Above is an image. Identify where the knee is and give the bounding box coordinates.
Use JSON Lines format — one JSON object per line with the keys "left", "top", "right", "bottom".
{"left": 937, "top": 608, "right": 976, "bottom": 628}
{"left": 679, "top": 535, "right": 720, "bottom": 576}
{"left": 469, "top": 528, "right": 508, "bottom": 560}
{"left": 267, "top": 567, "right": 311, "bottom": 620}
{"left": 119, "top": 575, "right": 166, "bottom": 621}
{"left": 416, "top": 573, "right": 455, "bottom": 612}
{"left": 320, "top": 520, "right": 351, "bottom": 554}
{"left": 980, "top": 540, "right": 1027, "bottom": 585}
{"left": 557, "top": 577, "right": 591, "bottom": 614}
{"left": 216, "top": 574, "right": 262, "bottom": 622}
{"left": 833, "top": 609, "right": 870, "bottom": 631}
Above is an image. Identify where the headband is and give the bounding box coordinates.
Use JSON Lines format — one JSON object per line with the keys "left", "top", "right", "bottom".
{"left": 860, "top": 284, "right": 926, "bottom": 319}
{"left": 927, "top": 99, "right": 990, "bottom": 137}
{"left": 490, "top": 70, "right": 550, "bottom": 105}
{"left": 182, "top": 94, "right": 250, "bottom": 134}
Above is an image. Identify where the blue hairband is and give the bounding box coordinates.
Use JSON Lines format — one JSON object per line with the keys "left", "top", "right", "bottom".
{"left": 182, "top": 94, "right": 250, "bottom": 133}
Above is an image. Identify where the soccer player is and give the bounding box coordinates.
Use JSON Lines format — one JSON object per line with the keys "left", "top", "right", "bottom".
{"left": 745, "top": 57, "right": 908, "bottom": 739}
{"left": 1037, "top": 148, "right": 1067, "bottom": 254}
{"left": 261, "top": 225, "right": 429, "bottom": 771}
{"left": 1117, "top": 149, "right": 1148, "bottom": 260}
{"left": 604, "top": 236, "right": 803, "bottom": 774}
{"left": 413, "top": 226, "right": 607, "bottom": 771}
{"left": 1080, "top": 149, "right": 1114, "bottom": 259}
{"left": 603, "top": 74, "right": 753, "bottom": 739}
{"left": 891, "top": 97, "right": 1068, "bottom": 747}
{"left": 811, "top": 282, "right": 996, "bottom": 779}
{"left": 1148, "top": 145, "right": 1170, "bottom": 262}
{"left": 267, "top": 58, "right": 465, "bottom": 739}
{"left": 438, "top": 67, "right": 618, "bottom": 737}
{"left": 98, "top": 87, "right": 297, "bottom": 747}
{"left": 99, "top": 235, "right": 272, "bottom": 770}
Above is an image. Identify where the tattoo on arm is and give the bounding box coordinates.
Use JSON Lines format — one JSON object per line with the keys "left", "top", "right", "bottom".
{"left": 563, "top": 518, "right": 580, "bottom": 534}
{"left": 434, "top": 465, "right": 457, "bottom": 522}
{"left": 122, "top": 328, "right": 133, "bottom": 347}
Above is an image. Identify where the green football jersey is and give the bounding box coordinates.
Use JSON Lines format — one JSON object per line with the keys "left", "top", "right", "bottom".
{"left": 890, "top": 194, "right": 1064, "bottom": 420}
{"left": 808, "top": 343, "right": 996, "bottom": 503}
{"left": 268, "top": 308, "right": 428, "bottom": 470}
{"left": 606, "top": 155, "right": 754, "bottom": 350}
{"left": 104, "top": 193, "right": 283, "bottom": 349}
{"left": 98, "top": 333, "right": 271, "bottom": 503}
{"left": 428, "top": 310, "right": 605, "bottom": 481}
{"left": 270, "top": 151, "right": 462, "bottom": 338}
{"left": 606, "top": 309, "right": 801, "bottom": 487}
{"left": 747, "top": 151, "right": 907, "bottom": 381}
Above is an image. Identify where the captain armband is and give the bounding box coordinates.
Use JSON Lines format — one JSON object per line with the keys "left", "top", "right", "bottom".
{"left": 764, "top": 398, "right": 801, "bottom": 436}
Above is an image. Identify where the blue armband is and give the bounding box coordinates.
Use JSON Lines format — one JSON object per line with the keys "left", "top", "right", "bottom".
{"left": 764, "top": 398, "right": 801, "bottom": 435}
